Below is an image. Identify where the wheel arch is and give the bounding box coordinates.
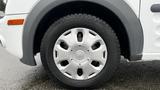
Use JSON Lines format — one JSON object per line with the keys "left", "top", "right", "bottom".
{"left": 21, "top": 0, "right": 143, "bottom": 66}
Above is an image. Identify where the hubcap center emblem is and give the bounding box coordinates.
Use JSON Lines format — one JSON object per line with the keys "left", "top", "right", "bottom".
{"left": 76, "top": 50, "right": 85, "bottom": 60}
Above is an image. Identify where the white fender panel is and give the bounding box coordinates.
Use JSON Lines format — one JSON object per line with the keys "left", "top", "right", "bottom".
{"left": 5, "top": 0, "right": 140, "bottom": 17}
{"left": 0, "top": 14, "right": 28, "bottom": 58}
{"left": 5, "top": 0, "right": 40, "bottom": 15}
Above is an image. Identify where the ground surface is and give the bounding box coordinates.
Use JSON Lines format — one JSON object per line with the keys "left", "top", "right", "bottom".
{"left": 1, "top": 47, "right": 160, "bottom": 90}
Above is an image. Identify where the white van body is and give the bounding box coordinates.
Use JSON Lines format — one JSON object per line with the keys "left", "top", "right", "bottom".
{"left": 0, "top": 0, "right": 160, "bottom": 61}
{"left": 1, "top": 0, "right": 160, "bottom": 88}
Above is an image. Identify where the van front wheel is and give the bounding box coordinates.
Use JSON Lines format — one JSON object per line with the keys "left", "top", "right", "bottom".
{"left": 40, "top": 14, "right": 120, "bottom": 88}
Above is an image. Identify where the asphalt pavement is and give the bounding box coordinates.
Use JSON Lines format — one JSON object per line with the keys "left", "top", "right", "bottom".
{"left": 1, "top": 47, "right": 160, "bottom": 90}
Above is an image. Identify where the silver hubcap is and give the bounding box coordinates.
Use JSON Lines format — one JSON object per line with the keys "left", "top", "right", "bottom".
{"left": 53, "top": 28, "right": 107, "bottom": 80}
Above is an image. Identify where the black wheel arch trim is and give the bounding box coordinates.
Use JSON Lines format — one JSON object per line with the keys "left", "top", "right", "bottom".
{"left": 21, "top": 0, "right": 144, "bottom": 66}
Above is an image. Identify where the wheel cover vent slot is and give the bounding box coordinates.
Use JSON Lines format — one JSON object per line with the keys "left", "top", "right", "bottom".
{"left": 77, "top": 32, "right": 83, "bottom": 42}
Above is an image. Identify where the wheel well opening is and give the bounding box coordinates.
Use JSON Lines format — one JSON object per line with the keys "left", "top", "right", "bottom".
{"left": 34, "top": 1, "right": 130, "bottom": 59}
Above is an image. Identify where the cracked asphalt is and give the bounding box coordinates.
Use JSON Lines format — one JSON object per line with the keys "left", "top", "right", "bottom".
{"left": 1, "top": 46, "right": 160, "bottom": 90}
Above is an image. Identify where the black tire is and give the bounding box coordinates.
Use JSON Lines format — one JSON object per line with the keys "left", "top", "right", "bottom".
{"left": 40, "top": 14, "right": 120, "bottom": 88}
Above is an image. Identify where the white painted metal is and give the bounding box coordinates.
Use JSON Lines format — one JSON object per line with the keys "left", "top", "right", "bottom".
{"left": 140, "top": 0, "right": 160, "bottom": 60}
{"left": 53, "top": 28, "right": 107, "bottom": 80}
{"left": 4, "top": 0, "right": 140, "bottom": 17}
{"left": 0, "top": 0, "right": 149, "bottom": 62}
{"left": 0, "top": 14, "right": 28, "bottom": 58}
{"left": 5, "top": 0, "right": 40, "bottom": 15}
